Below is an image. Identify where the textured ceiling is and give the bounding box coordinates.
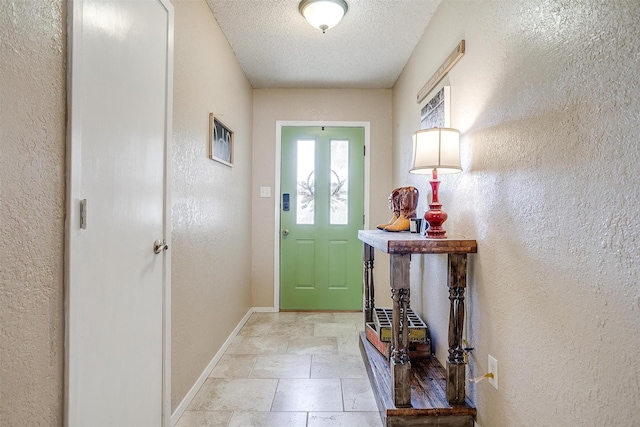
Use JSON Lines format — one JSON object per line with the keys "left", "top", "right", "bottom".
{"left": 205, "top": 0, "right": 441, "bottom": 89}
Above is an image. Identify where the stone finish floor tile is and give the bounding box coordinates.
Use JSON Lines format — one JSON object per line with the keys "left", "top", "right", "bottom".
{"left": 189, "top": 378, "right": 278, "bottom": 411}
{"left": 225, "top": 335, "right": 289, "bottom": 355}
{"left": 175, "top": 410, "right": 232, "bottom": 427}
{"left": 181, "top": 312, "right": 383, "bottom": 427}
{"left": 250, "top": 354, "right": 311, "bottom": 378}
{"left": 311, "top": 354, "right": 367, "bottom": 379}
{"left": 287, "top": 336, "right": 339, "bottom": 355}
{"left": 331, "top": 312, "right": 364, "bottom": 325}
{"left": 268, "top": 322, "right": 315, "bottom": 337}
{"left": 271, "top": 379, "right": 343, "bottom": 412}
{"left": 297, "top": 312, "right": 336, "bottom": 324}
{"left": 209, "top": 354, "right": 257, "bottom": 378}
{"left": 308, "top": 411, "right": 383, "bottom": 427}
{"left": 247, "top": 311, "right": 298, "bottom": 324}
{"left": 238, "top": 322, "right": 273, "bottom": 336}
{"left": 314, "top": 322, "right": 359, "bottom": 338}
{"left": 227, "top": 411, "right": 307, "bottom": 427}
{"left": 341, "top": 378, "right": 379, "bottom": 411}
{"left": 336, "top": 335, "right": 361, "bottom": 355}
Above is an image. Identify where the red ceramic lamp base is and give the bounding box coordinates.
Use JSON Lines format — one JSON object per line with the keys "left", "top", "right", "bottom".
{"left": 425, "top": 170, "right": 448, "bottom": 239}
{"left": 424, "top": 203, "right": 448, "bottom": 238}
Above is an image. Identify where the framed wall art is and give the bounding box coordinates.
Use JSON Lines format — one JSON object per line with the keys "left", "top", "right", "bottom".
{"left": 420, "top": 85, "right": 450, "bottom": 130}
{"left": 209, "top": 113, "right": 234, "bottom": 167}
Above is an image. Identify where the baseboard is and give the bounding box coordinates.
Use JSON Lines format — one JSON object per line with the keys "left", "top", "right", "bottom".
{"left": 170, "top": 307, "right": 259, "bottom": 426}
{"left": 252, "top": 306, "right": 279, "bottom": 313}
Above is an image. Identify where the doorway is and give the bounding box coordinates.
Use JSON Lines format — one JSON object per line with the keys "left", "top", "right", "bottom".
{"left": 276, "top": 123, "right": 370, "bottom": 310}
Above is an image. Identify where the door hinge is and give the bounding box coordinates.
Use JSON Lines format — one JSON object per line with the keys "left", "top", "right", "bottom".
{"left": 363, "top": 214, "right": 365, "bottom": 225}
{"left": 80, "top": 199, "right": 87, "bottom": 229}
{"left": 363, "top": 145, "right": 366, "bottom": 156}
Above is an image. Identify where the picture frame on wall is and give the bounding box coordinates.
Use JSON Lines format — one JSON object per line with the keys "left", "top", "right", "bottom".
{"left": 209, "top": 113, "right": 234, "bottom": 167}
{"left": 420, "top": 85, "right": 450, "bottom": 129}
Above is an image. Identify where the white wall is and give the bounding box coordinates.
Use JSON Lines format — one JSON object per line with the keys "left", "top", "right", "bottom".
{"left": 171, "top": 0, "right": 253, "bottom": 411}
{"left": 393, "top": 0, "right": 640, "bottom": 425}
{"left": 251, "top": 89, "right": 394, "bottom": 310}
{"left": 0, "top": 1, "right": 66, "bottom": 424}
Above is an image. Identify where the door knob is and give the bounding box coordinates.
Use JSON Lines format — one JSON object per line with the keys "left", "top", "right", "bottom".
{"left": 282, "top": 229, "right": 290, "bottom": 236}
{"left": 154, "top": 239, "right": 168, "bottom": 254}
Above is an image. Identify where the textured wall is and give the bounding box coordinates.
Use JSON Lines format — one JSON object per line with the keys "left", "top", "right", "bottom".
{"left": 171, "top": 0, "right": 254, "bottom": 412}
{"left": 251, "top": 89, "right": 394, "bottom": 309}
{"left": 393, "top": 0, "right": 640, "bottom": 425}
{"left": 0, "top": 0, "right": 66, "bottom": 425}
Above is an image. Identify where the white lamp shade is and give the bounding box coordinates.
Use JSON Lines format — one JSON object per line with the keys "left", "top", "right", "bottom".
{"left": 299, "top": 0, "right": 347, "bottom": 31}
{"left": 410, "top": 127, "right": 462, "bottom": 174}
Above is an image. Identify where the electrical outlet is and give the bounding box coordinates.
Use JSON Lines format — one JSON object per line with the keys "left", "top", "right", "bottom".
{"left": 488, "top": 354, "right": 498, "bottom": 389}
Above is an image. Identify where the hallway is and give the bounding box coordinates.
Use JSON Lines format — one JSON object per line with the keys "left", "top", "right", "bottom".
{"left": 175, "top": 312, "right": 383, "bottom": 427}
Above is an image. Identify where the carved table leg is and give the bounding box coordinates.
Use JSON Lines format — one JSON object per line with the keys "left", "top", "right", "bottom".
{"left": 447, "top": 253, "right": 468, "bottom": 404}
{"left": 390, "top": 254, "right": 411, "bottom": 407}
{"left": 363, "top": 243, "right": 375, "bottom": 324}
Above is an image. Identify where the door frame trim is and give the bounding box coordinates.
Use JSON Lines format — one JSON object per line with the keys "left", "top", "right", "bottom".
{"left": 273, "top": 121, "right": 371, "bottom": 311}
{"left": 162, "top": 0, "right": 174, "bottom": 423}
{"left": 64, "top": 0, "right": 173, "bottom": 424}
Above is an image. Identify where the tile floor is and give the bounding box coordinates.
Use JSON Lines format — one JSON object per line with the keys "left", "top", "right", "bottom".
{"left": 176, "top": 311, "right": 383, "bottom": 427}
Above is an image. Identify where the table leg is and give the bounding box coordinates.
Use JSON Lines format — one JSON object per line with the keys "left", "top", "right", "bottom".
{"left": 447, "top": 253, "right": 467, "bottom": 404}
{"left": 390, "top": 254, "right": 411, "bottom": 407}
{"left": 363, "top": 243, "right": 375, "bottom": 324}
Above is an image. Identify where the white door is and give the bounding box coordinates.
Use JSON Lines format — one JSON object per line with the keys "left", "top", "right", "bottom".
{"left": 65, "top": 1, "right": 173, "bottom": 425}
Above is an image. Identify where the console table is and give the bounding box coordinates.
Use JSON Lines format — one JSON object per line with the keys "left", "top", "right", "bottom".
{"left": 358, "top": 230, "right": 477, "bottom": 414}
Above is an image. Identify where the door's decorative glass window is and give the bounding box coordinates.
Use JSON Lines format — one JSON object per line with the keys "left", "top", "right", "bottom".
{"left": 296, "top": 139, "right": 315, "bottom": 224}
{"left": 330, "top": 139, "right": 349, "bottom": 225}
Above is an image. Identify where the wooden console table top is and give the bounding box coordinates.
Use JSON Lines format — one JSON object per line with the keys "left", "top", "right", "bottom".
{"left": 358, "top": 229, "right": 477, "bottom": 255}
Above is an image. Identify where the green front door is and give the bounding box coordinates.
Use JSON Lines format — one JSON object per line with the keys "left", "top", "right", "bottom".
{"left": 280, "top": 126, "right": 365, "bottom": 310}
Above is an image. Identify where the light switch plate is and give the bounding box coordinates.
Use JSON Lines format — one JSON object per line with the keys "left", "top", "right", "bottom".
{"left": 260, "top": 186, "right": 271, "bottom": 198}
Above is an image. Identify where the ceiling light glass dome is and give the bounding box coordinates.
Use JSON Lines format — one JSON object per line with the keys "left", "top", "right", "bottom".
{"left": 299, "top": 0, "right": 348, "bottom": 33}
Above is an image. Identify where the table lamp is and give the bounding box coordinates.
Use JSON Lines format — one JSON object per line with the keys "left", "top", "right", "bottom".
{"left": 409, "top": 128, "right": 462, "bottom": 238}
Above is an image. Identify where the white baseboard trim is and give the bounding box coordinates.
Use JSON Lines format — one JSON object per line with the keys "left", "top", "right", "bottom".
{"left": 170, "top": 307, "right": 261, "bottom": 426}
{"left": 252, "top": 306, "right": 278, "bottom": 313}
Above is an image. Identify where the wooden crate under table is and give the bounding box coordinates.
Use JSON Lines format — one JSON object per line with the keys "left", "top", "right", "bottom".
{"left": 374, "top": 307, "right": 429, "bottom": 344}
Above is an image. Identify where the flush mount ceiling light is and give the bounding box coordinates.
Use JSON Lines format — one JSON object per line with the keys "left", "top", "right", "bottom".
{"left": 299, "top": 0, "right": 348, "bottom": 34}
